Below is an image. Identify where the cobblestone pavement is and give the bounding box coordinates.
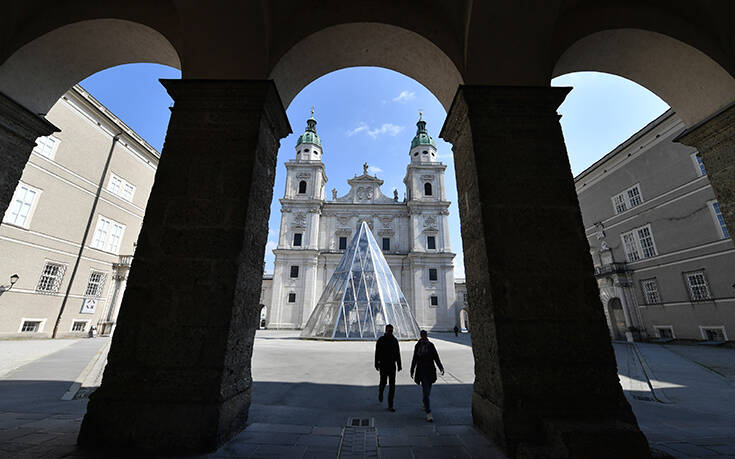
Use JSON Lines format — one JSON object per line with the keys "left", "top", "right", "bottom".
{"left": 1, "top": 332, "right": 734, "bottom": 457}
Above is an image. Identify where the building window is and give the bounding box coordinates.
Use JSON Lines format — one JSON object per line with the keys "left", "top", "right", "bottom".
{"left": 382, "top": 237, "right": 390, "bottom": 251}
{"left": 339, "top": 237, "right": 347, "bottom": 250}
{"left": 424, "top": 182, "right": 433, "bottom": 196}
{"left": 288, "top": 292, "right": 296, "bottom": 303}
{"left": 691, "top": 153, "right": 707, "bottom": 176}
{"left": 298, "top": 180, "right": 307, "bottom": 194}
{"left": 91, "top": 215, "right": 125, "bottom": 254}
{"left": 293, "top": 233, "right": 303, "bottom": 247}
{"left": 36, "top": 262, "right": 66, "bottom": 293}
{"left": 3, "top": 182, "right": 39, "bottom": 228}
{"left": 654, "top": 326, "right": 674, "bottom": 339}
{"left": 430, "top": 295, "right": 439, "bottom": 307}
{"left": 427, "top": 236, "right": 436, "bottom": 250}
{"left": 71, "top": 321, "right": 88, "bottom": 332}
{"left": 85, "top": 271, "right": 107, "bottom": 297}
{"left": 700, "top": 326, "right": 726, "bottom": 342}
{"left": 685, "top": 271, "right": 711, "bottom": 301}
{"left": 612, "top": 184, "right": 643, "bottom": 214}
{"left": 107, "top": 174, "right": 135, "bottom": 202}
{"left": 710, "top": 201, "right": 730, "bottom": 239}
{"left": 429, "top": 268, "right": 438, "bottom": 281}
{"left": 32, "top": 135, "right": 58, "bottom": 159}
{"left": 21, "top": 320, "right": 42, "bottom": 333}
{"left": 621, "top": 224, "right": 657, "bottom": 262}
{"left": 290, "top": 265, "right": 299, "bottom": 278}
{"left": 640, "top": 278, "right": 661, "bottom": 304}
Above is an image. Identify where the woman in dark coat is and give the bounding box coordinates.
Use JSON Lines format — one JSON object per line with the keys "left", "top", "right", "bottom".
{"left": 410, "top": 330, "right": 444, "bottom": 421}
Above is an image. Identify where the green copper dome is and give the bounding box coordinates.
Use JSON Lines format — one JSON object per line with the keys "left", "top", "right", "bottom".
{"left": 296, "top": 115, "right": 322, "bottom": 147}
{"left": 410, "top": 113, "right": 435, "bottom": 149}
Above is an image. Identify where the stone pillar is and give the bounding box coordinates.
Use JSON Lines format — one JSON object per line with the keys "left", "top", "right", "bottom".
{"left": 77, "top": 80, "right": 290, "bottom": 453}
{"left": 0, "top": 92, "right": 57, "bottom": 216}
{"left": 676, "top": 103, "right": 735, "bottom": 231}
{"left": 440, "top": 86, "right": 650, "bottom": 458}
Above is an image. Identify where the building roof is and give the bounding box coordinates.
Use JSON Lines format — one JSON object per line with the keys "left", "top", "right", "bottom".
{"left": 70, "top": 84, "right": 161, "bottom": 162}
{"left": 574, "top": 108, "right": 675, "bottom": 183}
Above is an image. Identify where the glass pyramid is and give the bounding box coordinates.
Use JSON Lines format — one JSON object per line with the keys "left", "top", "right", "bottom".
{"left": 301, "top": 221, "right": 420, "bottom": 340}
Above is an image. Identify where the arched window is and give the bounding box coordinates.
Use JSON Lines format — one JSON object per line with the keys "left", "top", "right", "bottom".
{"left": 298, "top": 180, "right": 307, "bottom": 194}
{"left": 424, "top": 182, "right": 432, "bottom": 196}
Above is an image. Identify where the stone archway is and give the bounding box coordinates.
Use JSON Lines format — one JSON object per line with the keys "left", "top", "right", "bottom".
{"left": 606, "top": 298, "right": 627, "bottom": 341}
{"left": 459, "top": 308, "right": 470, "bottom": 332}
{"left": 259, "top": 304, "right": 267, "bottom": 329}
{"left": 552, "top": 28, "right": 735, "bottom": 127}
{"left": 0, "top": 18, "right": 181, "bottom": 221}
{"left": 1, "top": 4, "right": 734, "bottom": 457}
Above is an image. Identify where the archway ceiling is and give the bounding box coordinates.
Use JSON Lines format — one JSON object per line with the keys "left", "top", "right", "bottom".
{"left": 0, "top": 1, "right": 734, "bottom": 125}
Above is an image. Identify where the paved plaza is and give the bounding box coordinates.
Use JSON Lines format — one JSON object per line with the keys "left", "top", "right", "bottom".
{"left": 0, "top": 331, "right": 733, "bottom": 458}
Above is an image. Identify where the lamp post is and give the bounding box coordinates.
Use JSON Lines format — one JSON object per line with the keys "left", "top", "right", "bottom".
{"left": 1, "top": 274, "right": 19, "bottom": 295}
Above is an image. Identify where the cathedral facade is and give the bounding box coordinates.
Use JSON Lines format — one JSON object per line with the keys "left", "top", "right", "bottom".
{"left": 265, "top": 114, "right": 460, "bottom": 331}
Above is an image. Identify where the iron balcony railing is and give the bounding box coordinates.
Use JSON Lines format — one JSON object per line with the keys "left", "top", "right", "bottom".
{"left": 594, "top": 262, "right": 628, "bottom": 277}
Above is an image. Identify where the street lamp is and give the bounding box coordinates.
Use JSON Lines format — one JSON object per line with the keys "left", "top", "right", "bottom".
{"left": 1, "top": 274, "right": 19, "bottom": 295}
{"left": 8, "top": 274, "right": 19, "bottom": 291}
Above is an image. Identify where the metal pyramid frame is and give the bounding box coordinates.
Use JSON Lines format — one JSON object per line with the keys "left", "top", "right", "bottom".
{"left": 301, "top": 221, "right": 420, "bottom": 340}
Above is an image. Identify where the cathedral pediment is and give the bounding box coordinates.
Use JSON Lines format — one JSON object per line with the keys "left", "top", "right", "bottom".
{"left": 333, "top": 163, "right": 395, "bottom": 204}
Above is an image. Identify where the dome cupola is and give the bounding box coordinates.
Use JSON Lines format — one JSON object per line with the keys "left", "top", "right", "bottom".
{"left": 294, "top": 109, "right": 323, "bottom": 161}
{"left": 296, "top": 110, "right": 321, "bottom": 147}
{"left": 410, "top": 112, "right": 436, "bottom": 149}
{"left": 409, "top": 112, "right": 438, "bottom": 163}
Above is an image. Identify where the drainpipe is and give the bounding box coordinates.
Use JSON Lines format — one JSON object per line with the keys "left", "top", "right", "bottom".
{"left": 52, "top": 133, "right": 121, "bottom": 338}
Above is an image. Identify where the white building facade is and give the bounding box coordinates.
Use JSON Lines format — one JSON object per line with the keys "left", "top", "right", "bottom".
{"left": 267, "top": 114, "right": 459, "bottom": 331}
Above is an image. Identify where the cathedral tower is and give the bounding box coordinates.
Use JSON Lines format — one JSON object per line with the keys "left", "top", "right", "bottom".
{"left": 403, "top": 114, "right": 456, "bottom": 329}
{"left": 269, "top": 113, "right": 327, "bottom": 328}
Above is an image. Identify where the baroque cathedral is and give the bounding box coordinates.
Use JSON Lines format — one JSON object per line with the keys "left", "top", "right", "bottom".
{"left": 261, "top": 113, "right": 465, "bottom": 332}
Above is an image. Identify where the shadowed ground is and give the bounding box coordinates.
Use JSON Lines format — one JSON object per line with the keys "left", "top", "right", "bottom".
{"left": 1, "top": 331, "right": 734, "bottom": 457}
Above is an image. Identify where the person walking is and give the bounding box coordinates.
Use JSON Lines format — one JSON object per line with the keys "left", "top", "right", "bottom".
{"left": 410, "top": 330, "right": 444, "bottom": 422}
{"left": 453, "top": 325, "right": 459, "bottom": 337}
{"left": 375, "top": 324, "right": 401, "bottom": 411}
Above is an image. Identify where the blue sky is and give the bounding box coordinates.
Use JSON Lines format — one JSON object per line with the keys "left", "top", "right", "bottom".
{"left": 81, "top": 65, "right": 669, "bottom": 277}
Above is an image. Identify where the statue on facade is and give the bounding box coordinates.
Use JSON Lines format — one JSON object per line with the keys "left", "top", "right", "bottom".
{"left": 393, "top": 189, "right": 399, "bottom": 202}
{"left": 363, "top": 162, "right": 369, "bottom": 175}
{"left": 332, "top": 188, "right": 338, "bottom": 201}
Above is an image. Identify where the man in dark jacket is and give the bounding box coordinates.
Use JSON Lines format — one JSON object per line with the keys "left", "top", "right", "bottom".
{"left": 375, "top": 324, "right": 401, "bottom": 411}
{"left": 410, "top": 330, "right": 444, "bottom": 422}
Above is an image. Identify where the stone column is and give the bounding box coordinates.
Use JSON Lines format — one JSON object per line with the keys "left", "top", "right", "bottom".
{"left": 77, "top": 80, "right": 290, "bottom": 453}
{"left": 676, "top": 103, "right": 735, "bottom": 231}
{"left": 440, "top": 86, "right": 650, "bottom": 458}
{"left": 0, "top": 93, "right": 57, "bottom": 216}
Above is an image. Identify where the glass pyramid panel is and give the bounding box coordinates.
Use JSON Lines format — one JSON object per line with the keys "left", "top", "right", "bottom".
{"left": 301, "top": 221, "right": 420, "bottom": 340}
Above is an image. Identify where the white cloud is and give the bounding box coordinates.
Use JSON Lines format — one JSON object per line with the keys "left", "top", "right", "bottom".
{"left": 367, "top": 165, "right": 383, "bottom": 175}
{"left": 393, "top": 90, "right": 416, "bottom": 103}
{"left": 347, "top": 122, "right": 404, "bottom": 139}
{"left": 347, "top": 123, "right": 369, "bottom": 136}
{"left": 265, "top": 240, "right": 277, "bottom": 253}
{"left": 367, "top": 123, "right": 404, "bottom": 138}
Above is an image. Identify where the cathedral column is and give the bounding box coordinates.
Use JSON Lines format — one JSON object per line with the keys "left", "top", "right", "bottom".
{"left": 0, "top": 93, "right": 57, "bottom": 216}
{"left": 440, "top": 85, "right": 649, "bottom": 458}
{"left": 77, "top": 80, "right": 290, "bottom": 453}
{"left": 676, "top": 103, "right": 735, "bottom": 230}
